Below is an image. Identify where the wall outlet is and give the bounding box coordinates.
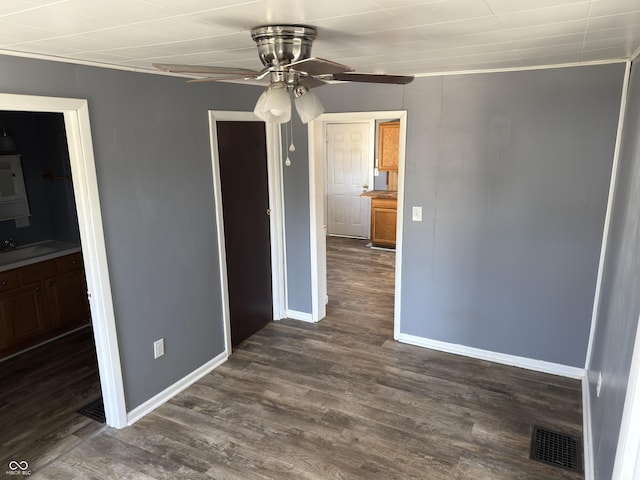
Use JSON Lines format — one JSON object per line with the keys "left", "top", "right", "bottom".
{"left": 596, "top": 372, "right": 603, "bottom": 397}
{"left": 153, "top": 338, "right": 165, "bottom": 359}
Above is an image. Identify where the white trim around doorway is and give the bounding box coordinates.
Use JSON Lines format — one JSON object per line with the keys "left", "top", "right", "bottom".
{"left": 208, "top": 111, "right": 287, "bottom": 356}
{"left": 307, "top": 111, "right": 408, "bottom": 325}
{"left": 0, "top": 93, "right": 127, "bottom": 428}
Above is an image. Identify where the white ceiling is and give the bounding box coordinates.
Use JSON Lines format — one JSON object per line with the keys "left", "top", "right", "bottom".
{"left": 0, "top": 0, "right": 639, "bottom": 78}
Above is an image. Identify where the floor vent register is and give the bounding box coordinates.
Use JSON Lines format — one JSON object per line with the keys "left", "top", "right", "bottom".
{"left": 77, "top": 397, "right": 106, "bottom": 424}
{"left": 530, "top": 425, "right": 582, "bottom": 473}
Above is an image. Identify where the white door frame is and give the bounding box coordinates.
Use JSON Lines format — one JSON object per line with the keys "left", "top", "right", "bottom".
{"left": 613, "top": 314, "right": 640, "bottom": 479}
{"left": 325, "top": 121, "right": 375, "bottom": 238}
{"left": 308, "top": 110, "right": 407, "bottom": 323}
{"left": 208, "top": 111, "right": 287, "bottom": 354}
{"left": 0, "top": 93, "right": 126, "bottom": 428}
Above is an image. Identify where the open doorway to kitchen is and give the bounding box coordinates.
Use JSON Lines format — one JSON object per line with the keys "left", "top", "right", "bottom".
{"left": 308, "top": 111, "right": 407, "bottom": 336}
{"left": 0, "top": 111, "right": 105, "bottom": 472}
{"left": 0, "top": 94, "right": 124, "bottom": 473}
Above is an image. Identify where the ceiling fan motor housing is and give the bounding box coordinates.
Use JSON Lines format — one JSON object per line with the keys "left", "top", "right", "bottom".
{"left": 251, "top": 25, "right": 317, "bottom": 68}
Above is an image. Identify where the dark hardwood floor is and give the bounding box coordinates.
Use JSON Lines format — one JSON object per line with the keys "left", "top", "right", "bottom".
{"left": 0, "top": 327, "right": 104, "bottom": 476}
{"left": 22, "top": 236, "right": 583, "bottom": 479}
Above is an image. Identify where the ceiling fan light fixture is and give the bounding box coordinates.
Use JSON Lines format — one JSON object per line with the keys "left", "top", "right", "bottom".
{"left": 293, "top": 86, "right": 324, "bottom": 124}
{"left": 254, "top": 83, "right": 291, "bottom": 124}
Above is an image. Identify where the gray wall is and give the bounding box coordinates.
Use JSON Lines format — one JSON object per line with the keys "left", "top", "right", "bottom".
{"left": 588, "top": 61, "right": 640, "bottom": 480}
{"left": 400, "top": 65, "right": 623, "bottom": 367}
{"left": 0, "top": 54, "right": 262, "bottom": 409}
{"left": 282, "top": 120, "right": 312, "bottom": 313}
{"left": 0, "top": 51, "right": 628, "bottom": 422}
{"left": 291, "top": 64, "right": 624, "bottom": 367}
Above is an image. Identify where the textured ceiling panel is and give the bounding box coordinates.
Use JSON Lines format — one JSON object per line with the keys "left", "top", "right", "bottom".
{"left": 0, "top": 0, "right": 637, "bottom": 77}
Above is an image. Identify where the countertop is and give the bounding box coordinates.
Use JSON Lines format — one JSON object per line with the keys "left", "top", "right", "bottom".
{"left": 0, "top": 240, "right": 82, "bottom": 272}
{"left": 360, "top": 189, "right": 398, "bottom": 199}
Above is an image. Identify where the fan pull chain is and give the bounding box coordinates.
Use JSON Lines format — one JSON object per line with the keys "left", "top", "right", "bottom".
{"left": 289, "top": 120, "right": 296, "bottom": 153}
{"left": 284, "top": 120, "right": 293, "bottom": 166}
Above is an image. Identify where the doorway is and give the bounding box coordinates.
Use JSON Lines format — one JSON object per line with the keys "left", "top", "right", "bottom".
{"left": 0, "top": 112, "right": 93, "bottom": 349}
{"left": 209, "top": 111, "right": 286, "bottom": 353}
{"left": 308, "top": 111, "right": 407, "bottom": 330}
{"left": 216, "top": 120, "right": 273, "bottom": 347}
{"left": 0, "top": 93, "right": 124, "bottom": 429}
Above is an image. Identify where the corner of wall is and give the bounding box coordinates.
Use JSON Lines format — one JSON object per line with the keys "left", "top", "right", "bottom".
{"left": 583, "top": 374, "right": 596, "bottom": 480}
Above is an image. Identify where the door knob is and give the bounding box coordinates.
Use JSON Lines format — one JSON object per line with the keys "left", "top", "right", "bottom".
{"left": 266, "top": 209, "right": 271, "bottom": 216}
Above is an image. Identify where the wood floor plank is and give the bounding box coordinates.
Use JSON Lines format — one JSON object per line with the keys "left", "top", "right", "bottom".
{"left": 11, "top": 236, "right": 583, "bottom": 479}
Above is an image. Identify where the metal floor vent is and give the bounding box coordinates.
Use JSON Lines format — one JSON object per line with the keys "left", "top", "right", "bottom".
{"left": 530, "top": 425, "right": 582, "bottom": 473}
{"left": 77, "top": 397, "right": 106, "bottom": 424}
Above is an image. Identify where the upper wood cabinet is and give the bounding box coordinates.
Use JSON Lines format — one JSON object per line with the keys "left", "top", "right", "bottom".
{"left": 0, "top": 155, "right": 31, "bottom": 222}
{"left": 377, "top": 121, "right": 400, "bottom": 172}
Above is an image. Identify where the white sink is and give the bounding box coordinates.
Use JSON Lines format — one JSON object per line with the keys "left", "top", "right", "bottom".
{"left": 0, "top": 240, "right": 81, "bottom": 271}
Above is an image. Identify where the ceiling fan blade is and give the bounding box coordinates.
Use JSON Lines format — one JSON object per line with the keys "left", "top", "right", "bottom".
{"left": 330, "top": 72, "right": 414, "bottom": 85}
{"left": 287, "top": 57, "right": 354, "bottom": 76}
{"left": 185, "top": 76, "right": 251, "bottom": 83}
{"left": 185, "top": 67, "right": 272, "bottom": 83}
{"left": 153, "top": 63, "right": 261, "bottom": 76}
{"left": 298, "top": 77, "right": 328, "bottom": 89}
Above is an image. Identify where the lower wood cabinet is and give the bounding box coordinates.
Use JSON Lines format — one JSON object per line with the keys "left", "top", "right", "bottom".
{"left": 0, "top": 253, "right": 90, "bottom": 358}
{"left": 46, "top": 270, "right": 90, "bottom": 332}
{"left": 0, "top": 284, "right": 48, "bottom": 352}
{"left": 371, "top": 197, "right": 397, "bottom": 247}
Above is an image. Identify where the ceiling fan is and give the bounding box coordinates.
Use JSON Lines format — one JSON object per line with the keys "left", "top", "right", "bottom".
{"left": 153, "top": 25, "right": 414, "bottom": 124}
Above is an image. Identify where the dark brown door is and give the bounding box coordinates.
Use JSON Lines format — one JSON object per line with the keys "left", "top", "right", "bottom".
{"left": 217, "top": 121, "right": 273, "bottom": 347}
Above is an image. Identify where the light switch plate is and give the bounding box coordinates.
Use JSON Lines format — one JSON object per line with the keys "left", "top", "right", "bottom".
{"left": 412, "top": 206, "right": 422, "bottom": 222}
{"left": 154, "top": 338, "right": 165, "bottom": 359}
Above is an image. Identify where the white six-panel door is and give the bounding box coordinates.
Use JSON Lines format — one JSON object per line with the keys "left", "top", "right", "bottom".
{"left": 326, "top": 122, "right": 372, "bottom": 238}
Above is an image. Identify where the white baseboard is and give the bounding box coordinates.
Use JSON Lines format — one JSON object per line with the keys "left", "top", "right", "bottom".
{"left": 582, "top": 375, "right": 595, "bottom": 480}
{"left": 396, "top": 333, "right": 586, "bottom": 379}
{"left": 286, "top": 309, "right": 315, "bottom": 323}
{"left": 126, "top": 350, "right": 228, "bottom": 426}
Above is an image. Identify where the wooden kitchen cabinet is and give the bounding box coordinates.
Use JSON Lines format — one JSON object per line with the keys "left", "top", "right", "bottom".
{"left": 378, "top": 121, "right": 400, "bottom": 172}
{"left": 46, "top": 269, "right": 90, "bottom": 332}
{"left": 0, "top": 252, "right": 90, "bottom": 358}
{"left": 0, "top": 283, "right": 48, "bottom": 352}
{"left": 371, "top": 197, "right": 397, "bottom": 247}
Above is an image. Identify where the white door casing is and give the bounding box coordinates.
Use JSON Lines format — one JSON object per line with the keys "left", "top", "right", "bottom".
{"left": 208, "top": 111, "right": 287, "bottom": 355}
{"left": 0, "top": 93, "right": 126, "bottom": 428}
{"left": 308, "top": 111, "right": 407, "bottom": 324}
{"left": 326, "top": 122, "right": 373, "bottom": 238}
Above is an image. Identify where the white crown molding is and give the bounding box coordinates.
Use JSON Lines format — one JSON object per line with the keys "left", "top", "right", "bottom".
{"left": 0, "top": 48, "right": 630, "bottom": 82}
{"left": 413, "top": 58, "right": 628, "bottom": 79}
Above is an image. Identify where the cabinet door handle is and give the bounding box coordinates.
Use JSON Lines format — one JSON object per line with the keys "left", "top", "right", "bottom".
{"left": 35, "top": 287, "right": 40, "bottom": 292}
{"left": 1, "top": 280, "right": 6, "bottom": 286}
{"left": 48, "top": 282, "right": 54, "bottom": 287}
